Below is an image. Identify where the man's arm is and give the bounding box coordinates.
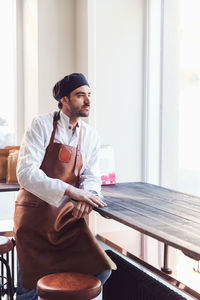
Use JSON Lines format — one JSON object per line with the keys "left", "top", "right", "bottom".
{"left": 17, "top": 116, "right": 106, "bottom": 209}
{"left": 17, "top": 116, "right": 69, "bottom": 207}
{"left": 70, "top": 130, "right": 105, "bottom": 218}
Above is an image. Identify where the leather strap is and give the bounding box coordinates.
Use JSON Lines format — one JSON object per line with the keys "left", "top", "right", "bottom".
{"left": 47, "top": 111, "right": 60, "bottom": 152}
{"left": 74, "top": 127, "right": 82, "bottom": 176}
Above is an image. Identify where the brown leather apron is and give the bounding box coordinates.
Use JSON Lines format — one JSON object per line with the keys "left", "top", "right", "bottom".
{"left": 14, "top": 112, "right": 115, "bottom": 290}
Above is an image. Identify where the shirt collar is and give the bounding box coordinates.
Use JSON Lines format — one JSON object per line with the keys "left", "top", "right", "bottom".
{"left": 60, "top": 111, "right": 80, "bottom": 129}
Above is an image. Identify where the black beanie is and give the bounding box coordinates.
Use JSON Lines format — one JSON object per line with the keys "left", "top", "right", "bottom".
{"left": 52, "top": 73, "right": 89, "bottom": 101}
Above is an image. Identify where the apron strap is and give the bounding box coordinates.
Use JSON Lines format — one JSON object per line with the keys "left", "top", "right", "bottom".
{"left": 74, "top": 127, "right": 82, "bottom": 176}
{"left": 47, "top": 111, "right": 60, "bottom": 152}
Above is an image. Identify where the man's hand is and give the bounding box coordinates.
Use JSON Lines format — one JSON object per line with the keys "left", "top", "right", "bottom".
{"left": 65, "top": 185, "right": 107, "bottom": 207}
{"left": 72, "top": 201, "right": 93, "bottom": 219}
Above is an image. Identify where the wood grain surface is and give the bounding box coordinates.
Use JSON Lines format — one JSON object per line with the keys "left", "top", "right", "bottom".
{"left": 0, "top": 182, "right": 20, "bottom": 192}
{"left": 96, "top": 182, "right": 200, "bottom": 260}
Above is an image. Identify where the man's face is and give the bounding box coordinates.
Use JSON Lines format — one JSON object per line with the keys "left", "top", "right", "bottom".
{"left": 61, "top": 85, "right": 91, "bottom": 118}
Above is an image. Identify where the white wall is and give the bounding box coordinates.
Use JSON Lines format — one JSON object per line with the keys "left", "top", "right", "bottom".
{"left": 22, "top": 0, "right": 76, "bottom": 129}
{"left": 38, "top": 0, "right": 76, "bottom": 115}
{"left": 75, "top": 0, "right": 88, "bottom": 74}
{"left": 23, "top": 0, "right": 39, "bottom": 128}
{"left": 95, "top": 0, "right": 144, "bottom": 182}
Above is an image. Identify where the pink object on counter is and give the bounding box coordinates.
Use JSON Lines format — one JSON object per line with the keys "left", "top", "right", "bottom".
{"left": 101, "top": 172, "right": 116, "bottom": 185}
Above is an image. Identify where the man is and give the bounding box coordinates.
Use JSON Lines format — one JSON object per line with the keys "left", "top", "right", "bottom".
{"left": 14, "top": 73, "right": 115, "bottom": 299}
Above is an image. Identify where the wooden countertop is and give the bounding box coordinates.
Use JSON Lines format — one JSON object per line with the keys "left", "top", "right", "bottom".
{"left": 97, "top": 182, "right": 200, "bottom": 260}
{"left": 0, "top": 182, "right": 20, "bottom": 192}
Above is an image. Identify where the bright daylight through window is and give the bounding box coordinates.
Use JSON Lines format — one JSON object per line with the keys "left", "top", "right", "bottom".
{"left": 160, "top": 0, "right": 200, "bottom": 293}
{"left": 178, "top": 0, "right": 200, "bottom": 195}
{"left": 0, "top": 0, "right": 16, "bottom": 148}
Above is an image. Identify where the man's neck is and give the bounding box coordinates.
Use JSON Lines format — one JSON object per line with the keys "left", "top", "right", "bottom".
{"left": 69, "top": 116, "right": 80, "bottom": 129}
{"left": 61, "top": 110, "right": 79, "bottom": 129}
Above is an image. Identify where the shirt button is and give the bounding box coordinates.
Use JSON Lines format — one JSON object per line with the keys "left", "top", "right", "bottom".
{"left": 68, "top": 125, "right": 72, "bottom": 130}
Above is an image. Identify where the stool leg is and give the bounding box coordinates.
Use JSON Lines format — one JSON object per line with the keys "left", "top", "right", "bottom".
{"left": 0, "top": 257, "right": 14, "bottom": 300}
{"left": 1, "top": 254, "right": 4, "bottom": 292}
{"left": 11, "top": 239, "right": 15, "bottom": 292}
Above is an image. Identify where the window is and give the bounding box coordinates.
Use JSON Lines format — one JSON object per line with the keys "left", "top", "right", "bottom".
{"left": 0, "top": 0, "right": 16, "bottom": 148}
{"left": 0, "top": 0, "right": 16, "bottom": 220}
{"left": 161, "top": 0, "right": 200, "bottom": 196}
{"left": 147, "top": 0, "right": 200, "bottom": 293}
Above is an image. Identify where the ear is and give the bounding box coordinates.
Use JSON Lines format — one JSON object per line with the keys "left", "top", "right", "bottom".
{"left": 60, "top": 96, "right": 69, "bottom": 105}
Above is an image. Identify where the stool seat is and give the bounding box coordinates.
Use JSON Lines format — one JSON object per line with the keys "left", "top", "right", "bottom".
{"left": 0, "top": 236, "right": 13, "bottom": 254}
{"left": 37, "top": 272, "right": 101, "bottom": 300}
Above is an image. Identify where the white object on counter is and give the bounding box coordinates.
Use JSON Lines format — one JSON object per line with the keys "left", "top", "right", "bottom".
{"left": 99, "top": 145, "right": 116, "bottom": 185}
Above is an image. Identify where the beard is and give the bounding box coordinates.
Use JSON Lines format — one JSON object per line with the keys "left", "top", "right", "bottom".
{"left": 68, "top": 101, "right": 90, "bottom": 117}
{"left": 78, "top": 109, "right": 90, "bottom": 117}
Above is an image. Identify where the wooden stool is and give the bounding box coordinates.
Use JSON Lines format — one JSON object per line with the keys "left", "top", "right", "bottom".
{"left": 36, "top": 272, "right": 101, "bottom": 300}
{"left": 0, "top": 236, "right": 14, "bottom": 300}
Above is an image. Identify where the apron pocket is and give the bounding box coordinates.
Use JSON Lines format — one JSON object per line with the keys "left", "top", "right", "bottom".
{"left": 58, "top": 147, "right": 72, "bottom": 163}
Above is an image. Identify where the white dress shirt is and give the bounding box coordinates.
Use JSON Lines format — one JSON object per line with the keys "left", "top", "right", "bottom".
{"left": 17, "top": 111, "right": 102, "bottom": 207}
